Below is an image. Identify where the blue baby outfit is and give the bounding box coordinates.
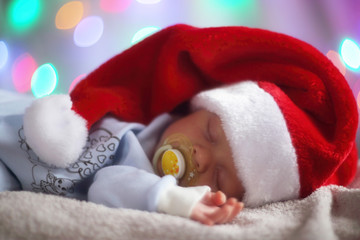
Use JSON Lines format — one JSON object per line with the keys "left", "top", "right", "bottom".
{"left": 0, "top": 90, "right": 171, "bottom": 202}
{"left": 0, "top": 90, "right": 209, "bottom": 216}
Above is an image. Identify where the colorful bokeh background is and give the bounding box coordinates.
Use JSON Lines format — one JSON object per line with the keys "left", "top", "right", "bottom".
{"left": 1, "top": 0, "right": 360, "bottom": 146}
{"left": 1, "top": 0, "right": 360, "bottom": 96}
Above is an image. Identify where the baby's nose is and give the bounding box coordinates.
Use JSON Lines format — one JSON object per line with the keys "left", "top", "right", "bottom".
{"left": 192, "top": 145, "right": 211, "bottom": 173}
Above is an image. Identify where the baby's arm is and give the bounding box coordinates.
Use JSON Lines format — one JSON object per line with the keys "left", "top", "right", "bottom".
{"left": 190, "top": 191, "right": 244, "bottom": 225}
{"left": 88, "top": 166, "right": 242, "bottom": 225}
{"left": 88, "top": 166, "right": 209, "bottom": 216}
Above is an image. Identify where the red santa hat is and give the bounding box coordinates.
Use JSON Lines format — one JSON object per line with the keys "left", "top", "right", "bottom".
{"left": 23, "top": 24, "right": 358, "bottom": 205}
{"left": 191, "top": 80, "right": 331, "bottom": 206}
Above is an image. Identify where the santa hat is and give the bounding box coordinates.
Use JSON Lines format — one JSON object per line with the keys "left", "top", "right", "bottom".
{"left": 23, "top": 24, "right": 358, "bottom": 205}
{"left": 191, "top": 80, "right": 330, "bottom": 206}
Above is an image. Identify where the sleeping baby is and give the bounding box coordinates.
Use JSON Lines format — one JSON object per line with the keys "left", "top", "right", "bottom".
{"left": 0, "top": 84, "right": 247, "bottom": 226}
{"left": 0, "top": 79, "right": 356, "bottom": 226}
{"left": 0, "top": 24, "right": 358, "bottom": 226}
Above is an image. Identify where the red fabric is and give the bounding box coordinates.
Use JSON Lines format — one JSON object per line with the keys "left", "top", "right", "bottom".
{"left": 70, "top": 24, "right": 358, "bottom": 197}
{"left": 258, "top": 81, "right": 358, "bottom": 197}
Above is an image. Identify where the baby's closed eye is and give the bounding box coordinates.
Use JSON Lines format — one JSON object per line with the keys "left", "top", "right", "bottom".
{"left": 206, "top": 114, "right": 220, "bottom": 143}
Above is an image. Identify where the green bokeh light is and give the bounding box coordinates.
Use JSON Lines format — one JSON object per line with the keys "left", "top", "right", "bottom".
{"left": 131, "top": 26, "right": 160, "bottom": 45}
{"left": 8, "top": 0, "right": 42, "bottom": 33}
{"left": 31, "top": 63, "right": 58, "bottom": 98}
{"left": 340, "top": 38, "right": 360, "bottom": 70}
{"left": 212, "top": 0, "right": 254, "bottom": 9}
{"left": 193, "top": 0, "right": 259, "bottom": 27}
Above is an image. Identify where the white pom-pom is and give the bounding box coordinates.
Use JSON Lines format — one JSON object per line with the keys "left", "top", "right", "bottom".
{"left": 23, "top": 94, "right": 88, "bottom": 168}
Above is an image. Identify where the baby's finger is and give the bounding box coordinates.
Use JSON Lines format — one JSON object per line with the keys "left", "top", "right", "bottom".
{"left": 226, "top": 201, "right": 244, "bottom": 223}
{"left": 217, "top": 204, "right": 235, "bottom": 224}
{"left": 206, "top": 203, "right": 233, "bottom": 224}
{"left": 216, "top": 199, "right": 243, "bottom": 224}
{"left": 211, "top": 191, "right": 226, "bottom": 206}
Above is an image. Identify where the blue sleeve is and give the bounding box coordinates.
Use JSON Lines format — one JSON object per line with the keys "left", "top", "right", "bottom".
{"left": 87, "top": 165, "right": 176, "bottom": 212}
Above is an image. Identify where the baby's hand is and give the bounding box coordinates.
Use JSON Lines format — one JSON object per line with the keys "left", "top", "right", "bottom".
{"left": 190, "top": 191, "right": 243, "bottom": 226}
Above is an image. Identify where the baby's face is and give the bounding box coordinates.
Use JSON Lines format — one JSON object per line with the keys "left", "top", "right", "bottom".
{"left": 157, "top": 109, "right": 244, "bottom": 200}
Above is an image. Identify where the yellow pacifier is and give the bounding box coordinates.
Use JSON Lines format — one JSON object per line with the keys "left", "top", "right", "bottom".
{"left": 161, "top": 149, "right": 186, "bottom": 179}
{"left": 152, "top": 134, "right": 198, "bottom": 186}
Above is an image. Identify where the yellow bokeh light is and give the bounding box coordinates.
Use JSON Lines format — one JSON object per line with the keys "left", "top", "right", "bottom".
{"left": 55, "top": 1, "right": 84, "bottom": 30}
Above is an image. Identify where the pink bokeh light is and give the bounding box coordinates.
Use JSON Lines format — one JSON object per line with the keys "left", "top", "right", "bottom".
{"left": 100, "top": 0, "right": 132, "bottom": 13}
{"left": 326, "top": 50, "right": 346, "bottom": 76}
{"left": 69, "top": 73, "right": 86, "bottom": 93}
{"left": 11, "top": 53, "right": 37, "bottom": 93}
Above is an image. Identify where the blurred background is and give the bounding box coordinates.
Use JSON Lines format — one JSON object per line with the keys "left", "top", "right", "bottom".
{"left": 1, "top": 0, "right": 360, "bottom": 95}
{"left": 0, "top": 1, "right": 360, "bottom": 141}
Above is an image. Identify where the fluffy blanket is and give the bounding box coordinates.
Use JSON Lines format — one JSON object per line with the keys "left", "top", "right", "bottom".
{"left": 1, "top": 170, "right": 359, "bottom": 240}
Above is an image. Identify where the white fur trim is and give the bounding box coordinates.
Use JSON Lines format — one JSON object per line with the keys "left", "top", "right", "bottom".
{"left": 23, "top": 94, "right": 88, "bottom": 168}
{"left": 192, "top": 81, "right": 300, "bottom": 207}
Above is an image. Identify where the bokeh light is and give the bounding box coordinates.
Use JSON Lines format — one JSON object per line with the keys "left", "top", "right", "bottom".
{"left": 74, "top": 16, "right": 104, "bottom": 47}
{"left": 357, "top": 91, "right": 360, "bottom": 109}
{"left": 0, "top": 41, "right": 9, "bottom": 69}
{"left": 55, "top": 1, "right": 84, "bottom": 30}
{"left": 12, "top": 53, "right": 37, "bottom": 93}
{"left": 8, "top": 0, "right": 42, "bottom": 33}
{"left": 69, "top": 73, "right": 86, "bottom": 93}
{"left": 131, "top": 26, "right": 160, "bottom": 45}
{"left": 340, "top": 38, "right": 360, "bottom": 70}
{"left": 209, "top": 0, "right": 253, "bottom": 9}
{"left": 136, "top": 0, "right": 162, "bottom": 4}
{"left": 326, "top": 50, "right": 346, "bottom": 76}
{"left": 31, "top": 63, "right": 58, "bottom": 98}
{"left": 100, "top": 0, "right": 132, "bottom": 13}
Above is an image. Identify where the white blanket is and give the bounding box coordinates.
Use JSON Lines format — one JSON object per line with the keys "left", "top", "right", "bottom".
{"left": 0, "top": 179, "right": 359, "bottom": 240}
